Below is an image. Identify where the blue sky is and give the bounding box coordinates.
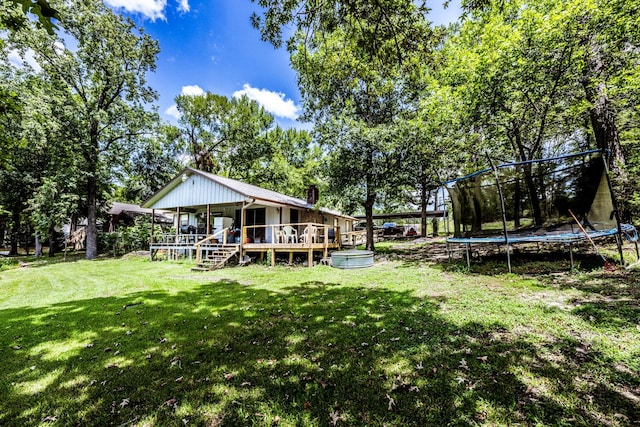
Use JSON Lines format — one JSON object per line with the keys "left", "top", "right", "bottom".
{"left": 105, "top": 0, "right": 463, "bottom": 129}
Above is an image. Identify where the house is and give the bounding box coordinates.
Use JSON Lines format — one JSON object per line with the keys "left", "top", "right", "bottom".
{"left": 142, "top": 168, "right": 356, "bottom": 269}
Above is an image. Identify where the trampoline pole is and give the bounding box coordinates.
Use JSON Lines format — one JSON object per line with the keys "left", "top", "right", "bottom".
{"left": 601, "top": 151, "right": 625, "bottom": 266}
{"left": 569, "top": 243, "right": 574, "bottom": 270}
{"left": 487, "top": 154, "right": 511, "bottom": 274}
{"left": 465, "top": 243, "right": 470, "bottom": 269}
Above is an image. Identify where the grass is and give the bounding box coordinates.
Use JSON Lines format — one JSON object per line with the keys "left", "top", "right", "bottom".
{"left": 0, "top": 250, "right": 639, "bottom": 426}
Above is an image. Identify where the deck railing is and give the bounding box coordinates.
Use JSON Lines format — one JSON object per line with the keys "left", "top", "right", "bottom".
{"left": 342, "top": 229, "right": 383, "bottom": 246}
{"left": 151, "top": 233, "right": 210, "bottom": 245}
{"left": 242, "top": 223, "right": 340, "bottom": 246}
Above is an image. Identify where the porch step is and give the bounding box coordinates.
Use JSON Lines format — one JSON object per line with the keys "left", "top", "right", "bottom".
{"left": 191, "top": 245, "right": 239, "bottom": 271}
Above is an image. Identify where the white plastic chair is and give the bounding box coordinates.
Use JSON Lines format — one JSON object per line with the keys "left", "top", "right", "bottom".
{"left": 282, "top": 225, "right": 298, "bottom": 243}
{"left": 301, "top": 226, "right": 317, "bottom": 244}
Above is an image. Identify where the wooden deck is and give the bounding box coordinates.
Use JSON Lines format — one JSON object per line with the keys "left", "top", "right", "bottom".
{"left": 150, "top": 223, "right": 353, "bottom": 267}
{"left": 244, "top": 241, "right": 340, "bottom": 266}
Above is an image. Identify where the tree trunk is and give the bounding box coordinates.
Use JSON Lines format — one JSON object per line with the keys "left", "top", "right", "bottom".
{"left": 0, "top": 217, "right": 5, "bottom": 249}
{"left": 7, "top": 211, "right": 19, "bottom": 256}
{"left": 582, "top": 49, "right": 625, "bottom": 170}
{"left": 85, "top": 120, "right": 100, "bottom": 260}
{"left": 472, "top": 176, "right": 482, "bottom": 233}
{"left": 447, "top": 186, "right": 463, "bottom": 238}
{"left": 364, "top": 144, "right": 376, "bottom": 252}
{"left": 514, "top": 172, "right": 521, "bottom": 229}
{"left": 523, "top": 163, "right": 543, "bottom": 227}
{"left": 581, "top": 33, "right": 629, "bottom": 220}
{"left": 48, "top": 225, "right": 56, "bottom": 257}
{"left": 85, "top": 173, "right": 99, "bottom": 259}
{"left": 35, "top": 234, "right": 43, "bottom": 257}
{"left": 513, "top": 128, "right": 543, "bottom": 227}
{"left": 364, "top": 169, "right": 376, "bottom": 252}
{"left": 432, "top": 188, "right": 439, "bottom": 237}
{"left": 420, "top": 183, "right": 429, "bottom": 238}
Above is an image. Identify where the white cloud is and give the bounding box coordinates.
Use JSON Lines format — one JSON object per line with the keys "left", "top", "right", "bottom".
{"left": 165, "top": 104, "right": 181, "bottom": 119}
{"left": 104, "top": 0, "right": 167, "bottom": 21}
{"left": 233, "top": 84, "right": 299, "bottom": 120}
{"left": 177, "top": 0, "right": 190, "bottom": 13}
{"left": 181, "top": 85, "right": 204, "bottom": 96}
{"left": 8, "top": 49, "right": 42, "bottom": 72}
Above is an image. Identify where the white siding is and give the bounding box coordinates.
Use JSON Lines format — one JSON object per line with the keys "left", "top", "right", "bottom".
{"left": 150, "top": 174, "right": 245, "bottom": 209}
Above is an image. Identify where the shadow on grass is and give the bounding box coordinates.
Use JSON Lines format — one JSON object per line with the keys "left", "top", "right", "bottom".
{"left": 1, "top": 279, "right": 638, "bottom": 426}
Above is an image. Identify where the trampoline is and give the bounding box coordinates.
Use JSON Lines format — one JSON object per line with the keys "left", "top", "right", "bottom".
{"left": 444, "top": 149, "right": 638, "bottom": 271}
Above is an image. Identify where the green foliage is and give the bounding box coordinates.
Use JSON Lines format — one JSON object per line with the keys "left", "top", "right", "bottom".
{"left": 28, "top": 178, "right": 79, "bottom": 240}
{"left": 173, "top": 90, "right": 321, "bottom": 198}
{"left": 100, "top": 215, "right": 161, "bottom": 256}
{"left": 116, "top": 125, "right": 183, "bottom": 203}
{"left": 11, "top": 0, "right": 161, "bottom": 259}
{"left": 259, "top": 0, "right": 436, "bottom": 249}
{"left": 174, "top": 92, "right": 273, "bottom": 174}
{"left": 2, "top": 0, "right": 59, "bottom": 34}
{"left": 0, "top": 257, "right": 19, "bottom": 270}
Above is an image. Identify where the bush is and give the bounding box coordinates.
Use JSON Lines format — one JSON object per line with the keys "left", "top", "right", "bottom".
{"left": 0, "top": 257, "right": 19, "bottom": 271}
{"left": 99, "top": 215, "right": 162, "bottom": 256}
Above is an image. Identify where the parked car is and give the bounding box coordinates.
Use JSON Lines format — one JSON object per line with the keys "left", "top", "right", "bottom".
{"left": 355, "top": 221, "right": 382, "bottom": 231}
{"left": 382, "top": 222, "right": 403, "bottom": 235}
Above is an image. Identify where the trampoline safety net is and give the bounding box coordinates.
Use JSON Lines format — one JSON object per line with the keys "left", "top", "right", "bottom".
{"left": 444, "top": 150, "right": 640, "bottom": 271}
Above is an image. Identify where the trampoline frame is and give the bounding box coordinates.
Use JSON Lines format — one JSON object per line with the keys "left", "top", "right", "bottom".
{"left": 446, "top": 224, "right": 639, "bottom": 270}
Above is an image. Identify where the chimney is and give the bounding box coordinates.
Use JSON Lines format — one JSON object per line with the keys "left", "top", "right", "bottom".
{"left": 306, "top": 185, "right": 319, "bottom": 205}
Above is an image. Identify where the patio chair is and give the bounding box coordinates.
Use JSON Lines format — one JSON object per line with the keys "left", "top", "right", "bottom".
{"left": 301, "top": 225, "right": 317, "bottom": 244}
{"left": 282, "top": 225, "right": 298, "bottom": 243}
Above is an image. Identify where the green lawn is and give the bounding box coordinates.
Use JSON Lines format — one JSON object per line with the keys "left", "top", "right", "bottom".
{"left": 0, "top": 253, "right": 638, "bottom": 426}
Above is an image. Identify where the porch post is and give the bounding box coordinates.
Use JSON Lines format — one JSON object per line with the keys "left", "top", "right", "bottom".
{"left": 176, "top": 207, "right": 181, "bottom": 236}
{"left": 150, "top": 209, "right": 155, "bottom": 261}
{"left": 323, "top": 225, "right": 328, "bottom": 257}
{"left": 150, "top": 209, "right": 155, "bottom": 242}
{"left": 206, "top": 204, "right": 211, "bottom": 235}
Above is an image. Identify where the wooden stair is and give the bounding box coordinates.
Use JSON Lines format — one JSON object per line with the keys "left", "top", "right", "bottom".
{"left": 191, "top": 245, "right": 240, "bottom": 271}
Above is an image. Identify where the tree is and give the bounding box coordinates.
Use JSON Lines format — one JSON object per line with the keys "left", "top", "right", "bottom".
{"left": 575, "top": 0, "right": 640, "bottom": 220}
{"left": 398, "top": 79, "right": 464, "bottom": 237}
{"left": 17, "top": 0, "right": 160, "bottom": 259}
{"left": 447, "top": 0, "right": 640, "bottom": 224}
{"left": 174, "top": 92, "right": 274, "bottom": 175}
{"left": 241, "top": 126, "right": 321, "bottom": 198}
{"left": 253, "top": 0, "right": 435, "bottom": 250}
{"left": 116, "top": 124, "right": 183, "bottom": 203}
{"left": 173, "top": 91, "right": 321, "bottom": 198}
{"left": 443, "top": 0, "right": 587, "bottom": 227}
